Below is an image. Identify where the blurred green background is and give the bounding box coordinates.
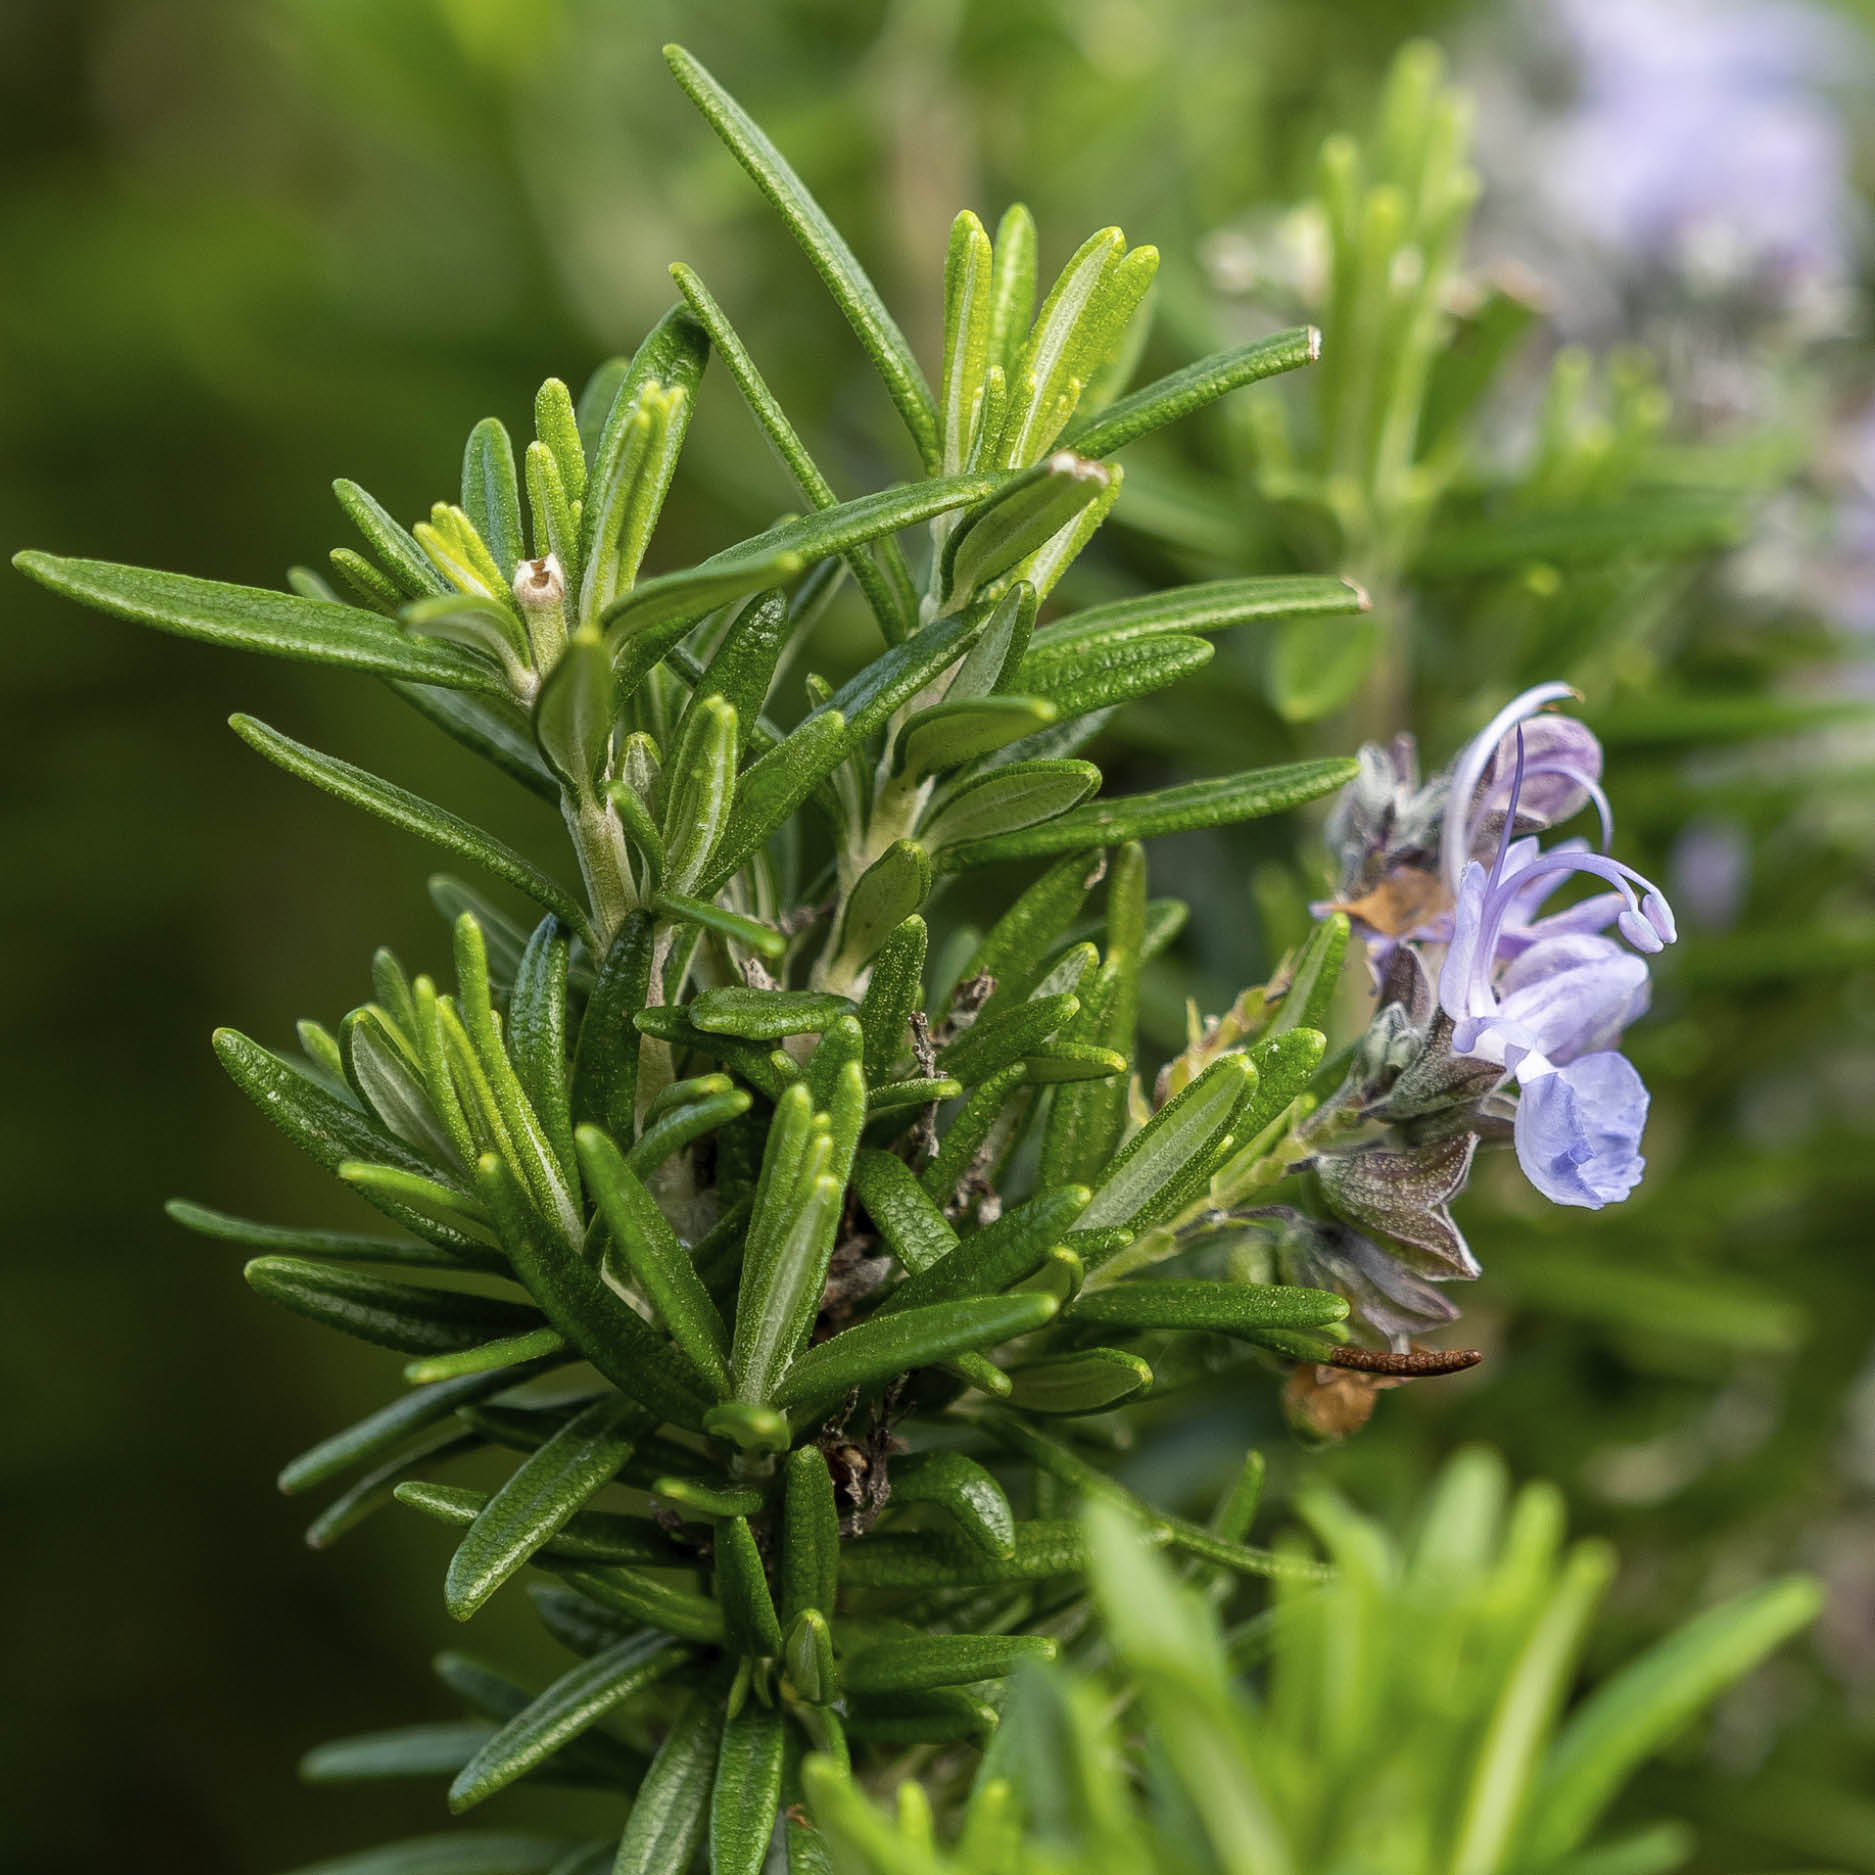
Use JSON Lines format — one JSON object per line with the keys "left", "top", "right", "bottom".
{"left": 6, "top": 1, "right": 1874, "bottom": 1870}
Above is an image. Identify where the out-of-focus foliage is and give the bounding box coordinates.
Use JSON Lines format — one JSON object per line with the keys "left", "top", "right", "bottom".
{"left": 809, "top": 1452, "right": 1821, "bottom": 1875}
{"left": 4, "top": 2, "right": 1872, "bottom": 1873}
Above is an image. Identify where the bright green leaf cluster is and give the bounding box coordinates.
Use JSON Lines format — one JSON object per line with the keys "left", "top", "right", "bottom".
{"left": 806, "top": 1449, "right": 1821, "bottom": 1875}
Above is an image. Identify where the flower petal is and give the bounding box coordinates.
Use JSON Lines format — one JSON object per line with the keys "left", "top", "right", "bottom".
{"left": 1513, "top": 1052, "right": 1650, "bottom": 1208}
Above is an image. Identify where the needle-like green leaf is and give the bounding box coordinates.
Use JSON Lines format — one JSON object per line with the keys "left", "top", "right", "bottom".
{"left": 231, "top": 716, "right": 591, "bottom": 942}
{"left": 244, "top": 1257, "right": 544, "bottom": 1356}
{"left": 666, "top": 46, "right": 939, "bottom": 470}
{"left": 13, "top": 554, "right": 508, "bottom": 691}
{"left": 842, "top": 1631, "right": 1057, "bottom": 1695}
{"left": 936, "top": 757, "right": 1361, "bottom": 869}
{"left": 1061, "top": 326, "right": 1320, "bottom": 458}
{"left": 443, "top": 1393, "right": 645, "bottom": 1622}
{"left": 475, "top": 1155, "right": 710, "bottom": 1430}
{"left": 775, "top": 1291, "right": 1059, "bottom": 1420}
{"left": 710, "top": 1699, "right": 786, "bottom": 1875}
{"left": 612, "top": 1688, "right": 725, "bottom": 1875}
{"left": 449, "top": 1631, "right": 686, "bottom": 1813}
{"left": 577, "top": 1127, "right": 730, "bottom": 1395}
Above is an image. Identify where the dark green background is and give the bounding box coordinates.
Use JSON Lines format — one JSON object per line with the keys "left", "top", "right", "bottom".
{"left": 6, "top": 3, "right": 1872, "bottom": 1871}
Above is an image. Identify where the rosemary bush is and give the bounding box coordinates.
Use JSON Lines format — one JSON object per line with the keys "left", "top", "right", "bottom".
{"left": 14, "top": 42, "right": 1826, "bottom": 1875}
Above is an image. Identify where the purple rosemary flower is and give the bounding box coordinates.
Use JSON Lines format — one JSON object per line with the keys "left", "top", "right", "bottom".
{"left": 1436, "top": 684, "right": 1676, "bottom": 1206}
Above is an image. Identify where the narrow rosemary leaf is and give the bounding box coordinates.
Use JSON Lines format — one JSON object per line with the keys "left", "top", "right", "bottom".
{"left": 279, "top": 1356, "right": 558, "bottom": 1496}
{"left": 244, "top": 1257, "right": 544, "bottom": 1356}
{"left": 1270, "top": 911, "right": 1350, "bottom": 1036}
{"left": 230, "top": 716, "right": 591, "bottom": 942}
{"left": 475, "top": 1155, "right": 711, "bottom": 1429}
{"left": 444, "top": 1393, "right": 646, "bottom": 1621}
{"left": 936, "top": 757, "right": 1362, "bottom": 869}
{"left": 710, "top": 1699, "right": 787, "bottom": 1875}
{"left": 781, "top": 1445, "right": 840, "bottom": 1623}
{"left": 844, "top": 1691, "right": 998, "bottom": 1749}
{"left": 612, "top": 1688, "right": 725, "bottom": 1875}
{"left": 936, "top": 990, "right": 1079, "bottom": 1083}
{"left": 1081, "top": 1054, "right": 1254, "bottom": 1236}
{"left": 555, "top": 1565, "right": 727, "bottom": 1645}
{"left": 397, "top": 1481, "right": 686, "bottom": 1568}
{"left": 165, "top": 1198, "right": 487, "bottom": 1273}
{"left": 691, "top": 987, "right": 856, "bottom": 1040}
{"left": 598, "top": 550, "right": 802, "bottom": 654}
{"left": 652, "top": 890, "right": 786, "bottom": 959}
{"left": 660, "top": 697, "right": 739, "bottom": 897}
{"left": 785, "top": 1607, "right": 839, "bottom": 1705}
{"left": 211, "top": 1030, "right": 483, "bottom": 1250}
{"left": 700, "top": 707, "right": 849, "bottom": 893}
{"left": 716, "top": 1514, "right": 784, "bottom": 1657}
{"left": 830, "top": 841, "right": 931, "bottom": 975}
{"left": 651, "top": 1475, "right": 767, "bottom": 1521}
{"left": 883, "top": 1184, "right": 1090, "bottom": 1315}
{"left": 941, "top": 210, "right": 995, "bottom": 476}
{"left": 888, "top": 1450, "right": 1017, "bottom": 1557}
{"left": 333, "top": 478, "right": 451, "bottom": 596}
{"left": 507, "top": 918, "right": 577, "bottom": 1188}
{"left": 13, "top": 553, "right": 500, "bottom": 690}
{"left": 578, "top": 1127, "right": 731, "bottom": 1395}
{"left": 280, "top": 1831, "right": 576, "bottom": 1874}
{"left": 774, "top": 1291, "right": 1059, "bottom": 1420}
{"left": 1519, "top": 1577, "right": 1824, "bottom": 1865}
{"left": 462, "top": 418, "right": 525, "bottom": 582}
{"left": 1014, "top": 634, "right": 1214, "bottom": 719}
{"left": 867, "top": 1076, "right": 962, "bottom": 1116}
{"left": 893, "top": 695, "right": 1058, "bottom": 782}
{"left": 569, "top": 914, "right": 655, "bottom": 1142}
{"left": 1062, "top": 326, "right": 1321, "bottom": 458}
{"left": 448, "top": 1631, "right": 685, "bottom": 1812}
{"left": 841, "top": 1631, "right": 1056, "bottom": 1695}
{"left": 1006, "top": 1346, "right": 1154, "bottom": 1413}
{"left": 920, "top": 760, "right": 1100, "bottom": 852}
{"left": 389, "top": 684, "right": 561, "bottom": 803}
{"left": 670, "top": 265, "right": 915, "bottom": 642}
{"left": 665, "top": 46, "right": 939, "bottom": 470}
{"left": 919, "top": 1061, "right": 1029, "bottom": 1204}
{"left": 857, "top": 915, "right": 927, "bottom": 1079}
{"left": 1069, "top": 1280, "right": 1348, "bottom": 1336}
{"left": 698, "top": 472, "right": 1002, "bottom": 584}
{"left": 960, "top": 848, "right": 1104, "bottom": 1016}
{"left": 404, "top": 1326, "right": 569, "bottom": 1385}
{"left": 946, "top": 578, "right": 1036, "bottom": 700}
{"left": 304, "top": 1427, "right": 482, "bottom": 1551}
{"left": 300, "top": 1721, "right": 495, "bottom": 1784}
{"left": 842, "top": 1521, "right": 1088, "bottom": 1589}
{"left": 526, "top": 1581, "right": 638, "bottom": 1659}
{"left": 623, "top": 1081, "right": 753, "bottom": 1181}
{"left": 1032, "top": 573, "right": 1368, "bottom": 652}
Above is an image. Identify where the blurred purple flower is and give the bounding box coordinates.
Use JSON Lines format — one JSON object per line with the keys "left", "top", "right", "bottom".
{"left": 1471, "top": 0, "right": 1861, "bottom": 342}
{"left": 1670, "top": 816, "right": 1752, "bottom": 928}
{"left": 1545, "top": 0, "right": 1854, "bottom": 290}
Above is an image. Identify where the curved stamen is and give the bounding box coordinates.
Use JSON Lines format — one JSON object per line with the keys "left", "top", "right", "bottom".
{"left": 1440, "top": 681, "right": 1579, "bottom": 890}
{"left": 1514, "top": 759, "right": 1615, "bottom": 851}
{"left": 1477, "top": 848, "right": 1674, "bottom": 971}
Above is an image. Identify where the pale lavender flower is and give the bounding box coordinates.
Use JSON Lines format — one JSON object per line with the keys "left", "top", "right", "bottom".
{"left": 1513, "top": 1049, "right": 1652, "bottom": 1206}
{"left": 1436, "top": 684, "right": 1676, "bottom": 1205}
